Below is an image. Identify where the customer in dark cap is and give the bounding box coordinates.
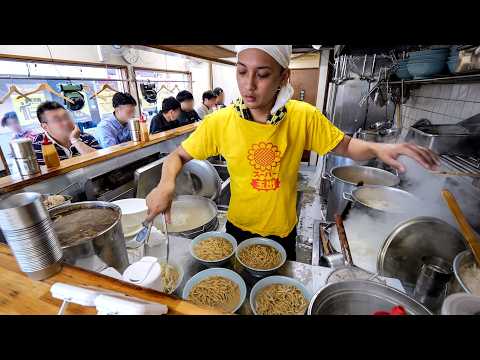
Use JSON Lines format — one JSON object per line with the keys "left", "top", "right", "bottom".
{"left": 149, "top": 97, "right": 182, "bottom": 134}
{"left": 176, "top": 90, "right": 200, "bottom": 125}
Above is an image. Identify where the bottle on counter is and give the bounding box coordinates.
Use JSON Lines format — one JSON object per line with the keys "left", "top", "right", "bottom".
{"left": 139, "top": 114, "right": 150, "bottom": 143}
{"left": 41, "top": 136, "right": 61, "bottom": 168}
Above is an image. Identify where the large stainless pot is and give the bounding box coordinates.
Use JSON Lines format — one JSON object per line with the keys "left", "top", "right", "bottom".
{"left": 153, "top": 195, "right": 218, "bottom": 239}
{"left": 377, "top": 217, "right": 466, "bottom": 289}
{"left": 49, "top": 201, "right": 129, "bottom": 273}
{"left": 307, "top": 280, "right": 432, "bottom": 315}
{"left": 343, "top": 185, "right": 420, "bottom": 214}
{"left": 324, "top": 165, "right": 400, "bottom": 222}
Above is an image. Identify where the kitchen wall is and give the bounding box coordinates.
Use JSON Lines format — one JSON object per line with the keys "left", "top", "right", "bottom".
{"left": 400, "top": 82, "right": 480, "bottom": 133}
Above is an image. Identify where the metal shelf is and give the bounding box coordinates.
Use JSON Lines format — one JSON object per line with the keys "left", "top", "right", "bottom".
{"left": 390, "top": 73, "right": 480, "bottom": 85}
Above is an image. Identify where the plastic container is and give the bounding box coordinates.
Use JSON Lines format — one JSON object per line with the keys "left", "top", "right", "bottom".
{"left": 140, "top": 115, "right": 150, "bottom": 143}
{"left": 41, "top": 136, "right": 60, "bottom": 168}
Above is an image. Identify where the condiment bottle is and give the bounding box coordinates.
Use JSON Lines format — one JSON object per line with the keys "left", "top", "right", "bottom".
{"left": 140, "top": 115, "right": 150, "bottom": 143}
{"left": 41, "top": 136, "right": 61, "bottom": 168}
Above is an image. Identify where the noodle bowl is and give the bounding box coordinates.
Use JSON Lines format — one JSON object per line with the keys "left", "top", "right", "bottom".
{"left": 250, "top": 276, "right": 311, "bottom": 315}
{"left": 183, "top": 268, "right": 247, "bottom": 313}
{"left": 187, "top": 276, "right": 240, "bottom": 312}
{"left": 190, "top": 232, "right": 237, "bottom": 266}
{"left": 236, "top": 238, "right": 286, "bottom": 276}
{"left": 194, "top": 237, "right": 233, "bottom": 261}
{"left": 255, "top": 284, "right": 308, "bottom": 315}
{"left": 238, "top": 244, "right": 282, "bottom": 270}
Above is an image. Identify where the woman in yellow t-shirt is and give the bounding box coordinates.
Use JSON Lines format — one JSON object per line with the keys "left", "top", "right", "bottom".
{"left": 145, "top": 45, "right": 439, "bottom": 260}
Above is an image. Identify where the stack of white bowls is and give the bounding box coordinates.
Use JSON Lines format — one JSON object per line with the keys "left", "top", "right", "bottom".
{"left": 112, "top": 198, "right": 148, "bottom": 238}
{"left": 0, "top": 192, "right": 63, "bottom": 280}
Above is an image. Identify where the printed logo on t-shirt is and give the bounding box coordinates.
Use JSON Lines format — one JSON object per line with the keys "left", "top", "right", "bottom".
{"left": 247, "top": 142, "right": 282, "bottom": 191}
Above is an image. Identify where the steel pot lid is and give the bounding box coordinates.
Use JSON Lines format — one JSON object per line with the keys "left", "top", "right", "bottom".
{"left": 349, "top": 185, "right": 421, "bottom": 213}
{"left": 377, "top": 217, "right": 466, "bottom": 287}
{"left": 175, "top": 160, "right": 222, "bottom": 200}
{"left": 307, "top": 280, "right": 432, "bottom": 315}
{"left": 331, "top": 165, "right": 400, "bottom": 187}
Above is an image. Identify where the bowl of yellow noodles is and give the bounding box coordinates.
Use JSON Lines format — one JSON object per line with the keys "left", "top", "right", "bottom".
{"left": 190, "top": 231, "right": 237, "bottom": 267}
{"left": 235, "top": 237, "right": 287, "bottom": 277}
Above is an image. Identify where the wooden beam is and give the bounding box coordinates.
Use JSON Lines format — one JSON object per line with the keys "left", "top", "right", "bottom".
{"left": 149, "top": 45, "right": 236, "bottom": 65}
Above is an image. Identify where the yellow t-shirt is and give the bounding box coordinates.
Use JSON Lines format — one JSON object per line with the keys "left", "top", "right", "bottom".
{"left": 181, "top": 100, "right": 344, "bottom": 237}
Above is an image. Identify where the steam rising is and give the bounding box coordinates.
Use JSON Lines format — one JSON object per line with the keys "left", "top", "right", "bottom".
{"left": 329, "top": 155, "right": 479, "bottom": 273}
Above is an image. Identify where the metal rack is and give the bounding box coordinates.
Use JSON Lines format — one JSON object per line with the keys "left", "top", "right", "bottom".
{"left": 389, "top": 73, "right": 480, "bottom": 86}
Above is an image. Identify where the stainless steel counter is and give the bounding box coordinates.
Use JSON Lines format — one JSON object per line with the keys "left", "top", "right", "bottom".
{"left": 128, "top": 228, "right": 332, "bottom": 315}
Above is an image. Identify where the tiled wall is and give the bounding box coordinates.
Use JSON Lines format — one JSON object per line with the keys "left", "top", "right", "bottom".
{"left": 400, "top": 83, "right": 480, "bottom": 131}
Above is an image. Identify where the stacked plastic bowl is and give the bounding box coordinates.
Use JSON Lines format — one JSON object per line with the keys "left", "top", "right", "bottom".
{"left": 407, "top": 47, "right": 449, "bottom": 79}
{"left": 0, "top": 192, "right": 63, "bottom": 280}
{"left": 447, "top": 46, "right": 459, "bottom": 74}
{"left": 395, "top": 59, "right": 411, "bottom": 80}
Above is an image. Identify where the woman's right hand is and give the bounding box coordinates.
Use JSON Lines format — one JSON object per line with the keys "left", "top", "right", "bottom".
{"left": 145, "top": 184, "right": 175, "bottom": 223}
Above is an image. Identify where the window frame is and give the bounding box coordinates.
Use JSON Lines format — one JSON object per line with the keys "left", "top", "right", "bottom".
{"left": 133, "top": 66, "right": 193, "bottom": 115}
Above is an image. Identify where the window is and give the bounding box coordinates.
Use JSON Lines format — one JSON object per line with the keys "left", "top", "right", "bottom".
{"left": 134, "top": 68, "right": 192, "bottom": 117}
{"left": 0, "top": 58, "right": 128, "bottom": 174}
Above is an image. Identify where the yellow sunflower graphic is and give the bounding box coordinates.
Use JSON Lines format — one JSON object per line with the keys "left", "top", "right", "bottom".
{"left": 247, "top": 142, "right": 282, "bottom": 171}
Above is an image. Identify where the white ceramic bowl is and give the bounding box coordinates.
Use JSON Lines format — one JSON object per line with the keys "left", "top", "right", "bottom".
{"left": 112, "top": 198, "right": 148, "bottom": 237}
{"left": 182, "top": 267, "right": 247, "bottom": 313}
{"left": 235, "top": 237, "right": 287, "bottom": 277}
{"left": 250, "top": 275, "right": 312, "bottom": 315}
{"left": 190, "top": 231, "right": 237, "bottom": 267}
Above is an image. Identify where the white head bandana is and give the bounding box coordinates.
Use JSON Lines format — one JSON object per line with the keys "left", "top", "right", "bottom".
{"left": 235, "top": 45, "right": 294, "bottom": 114}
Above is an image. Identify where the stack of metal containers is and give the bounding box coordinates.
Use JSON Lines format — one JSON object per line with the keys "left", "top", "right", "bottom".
{"left": 0, "top": 192, "right": 63, "bottom": 280}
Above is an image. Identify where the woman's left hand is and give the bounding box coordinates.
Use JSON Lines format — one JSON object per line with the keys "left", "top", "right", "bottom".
{"left": 374, "top": 143, "right": 440, "bottom": 173}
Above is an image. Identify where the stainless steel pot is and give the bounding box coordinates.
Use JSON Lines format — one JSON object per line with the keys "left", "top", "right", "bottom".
{"left": 324, "top": 165, "right": 400, "bottom": 222}
{"left": 307, "top": 280, "right": 432, "bottom": 315}
{"left": 343, "top": 185, "right": 420, "bottom": 214}
{"left": 153, "top": 195, "right": 218, "bottom": 239}
{"left": 377, "top": 217, "right": 466, "bottom": 288}
{"left": 453, "top": 250, "right": 478, "bottom": 295}
{"left": 49, "top": 201, "right": 129, "bottom": 273}
{"left": 355, "top": 128, "right": 401, "bottom": 143}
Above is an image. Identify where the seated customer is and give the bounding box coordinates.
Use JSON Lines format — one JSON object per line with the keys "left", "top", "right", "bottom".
{"left": 195, "top": 90, "right": 217, "bottom": 119}
{"left": 32, "top": 101, "right": 101, "bottom": 166}
{"left": 176, "top": 90, "right": 200, "bottom": 125}
{"left": 1, "top": 112, "right": 36, "bottom": 140}
{"left": 150, "top": 97, "right": 182, "bottom": 134}
{"left": 213, "top": 87, "right": 226, "bottom": 109}
{"left": 96, "top": 92, "right": 137, "bottom": 148}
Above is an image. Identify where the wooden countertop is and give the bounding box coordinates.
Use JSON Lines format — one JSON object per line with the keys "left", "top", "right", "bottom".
{"left": 0, "top": 243, "right": 224, "bottom": 315}
{"left": 0, "top": 123, "right": 197, "bottom": 193}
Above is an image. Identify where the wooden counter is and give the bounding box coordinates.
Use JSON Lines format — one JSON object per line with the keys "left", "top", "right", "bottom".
{"left": 0, "top": 123, "right": 197, "bottom": 194}
{"left": 0, "top": 243, "right": 224, "bottom": 315}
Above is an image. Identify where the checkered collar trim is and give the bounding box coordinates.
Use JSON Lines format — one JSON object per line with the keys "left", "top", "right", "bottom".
{"left": 233, "top": 97, "right": 287, "bottom": 126}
